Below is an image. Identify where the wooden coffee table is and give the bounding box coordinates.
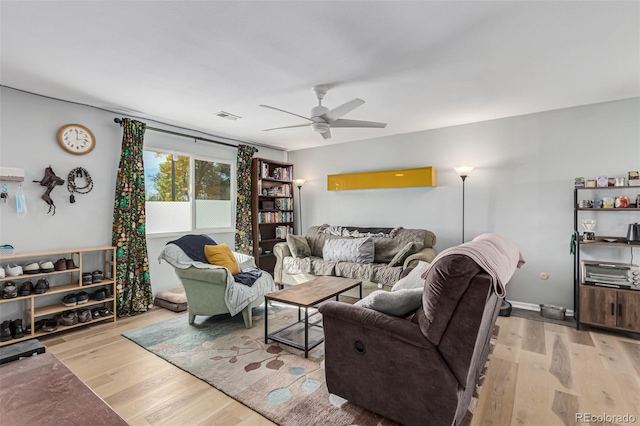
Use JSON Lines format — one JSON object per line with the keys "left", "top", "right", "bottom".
{"left": 264, "top": 276, "right": 362, "bottom": 358}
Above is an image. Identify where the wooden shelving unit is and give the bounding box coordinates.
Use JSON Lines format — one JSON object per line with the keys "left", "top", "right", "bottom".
{"left": 251, "top": 158, "right": 295, "bottom": 277}
{"left": 573, "top": 185, "right": 640, "bottom": 333}
{"left": 0, "top": 246, "right": 116, "bottom": 346}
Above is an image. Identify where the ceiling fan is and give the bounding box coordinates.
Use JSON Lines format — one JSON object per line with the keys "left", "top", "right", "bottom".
{"left": 260, "top": 85, "right": 387, "bottom": 139}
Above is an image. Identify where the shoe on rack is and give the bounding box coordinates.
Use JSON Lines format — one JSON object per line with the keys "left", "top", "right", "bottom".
{"left": 42, "top": 318, "right": 58, "bottom": 332}
{"left": 91, "top": 288, "right": 106, "bottom": 301}
{"left": 25, "top": 319, "right": 46, "bottom": 334}
{"left": 6, "top": 263, "right": 23, "bottom": 276}
{"left": 0, "top": 320, "right": 12, "bottom": 341}
{"left": 62, "top": 293, "right": 77, "bottom": 307}
{"left": 77, "top": 309, "right": 92, "bottom": 323}
{"left": 58, "top": 310, "right": 78, "bottom": 326}
{"left": 66, "top": 258, "right": 77, "bottom": 270}
{"left": 33, "top": 278, "right": 50, "bottom": 294}
{"left": 23, "top": 262, "right": 40, "bottom": 274}
{"left": 2, "top": 282, "right": 18, "bottom": 299}
{"left": 54, "top": 258, "right": 67, "bottom": 271}
{"left": 0, "top": 266, "right": 5, "bottom": 278}
{"left": 97, "top": 307, "right": 112, "bottom": 317}
{"left": 38, "top": 260, "right": 55, "bottom": 273}
{"left": 91, "top": 270, "right": 104, "bottom": 283}
{"left": 76, "top": 291, "right": 89, "bottom": 304}
{"left": 91, "top": 308, "right": 101, "bottom": 320}
{"left": 102, "top": 286, "right": 112, "bottom": 299}
{"left": 18, "top": 280, "right": 34, "bottom": 296}
{"left": 10, "top": 319, "right": 24, "bottom": 339}
{"left": 82, "top": 273, "right": 92, "bottom": 285}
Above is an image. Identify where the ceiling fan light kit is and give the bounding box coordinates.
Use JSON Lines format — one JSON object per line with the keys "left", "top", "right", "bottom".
{"left": 261, "top": 85, "right": 387, "bottom": 139}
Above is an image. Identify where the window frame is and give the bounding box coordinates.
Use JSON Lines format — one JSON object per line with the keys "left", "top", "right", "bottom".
{"left": 143, "top": 147, "right": 236, "bottom": 237}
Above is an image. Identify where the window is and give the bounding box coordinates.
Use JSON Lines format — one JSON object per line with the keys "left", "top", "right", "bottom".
{"left": 143, "top": 149, "right": 234, "bottom": 235}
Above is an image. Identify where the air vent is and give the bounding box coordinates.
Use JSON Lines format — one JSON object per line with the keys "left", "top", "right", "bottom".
{"left": 214, "top": 111, "right": 241, "bottom": 121}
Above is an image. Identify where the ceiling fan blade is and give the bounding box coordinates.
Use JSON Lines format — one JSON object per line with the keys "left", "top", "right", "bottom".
{"left": 323, "top": 98, "right": 365, "bottom": 122}
{"left": 260, "top": 105, "right": 313, "bottom": 122}
{"left": 263, "top": 124, "right": 310, "bottom": 132}
{"left": 330, "top": 119, "right": 387, "bottom": 128}
{"left": 321, "top": 128, "right": 332, "bottom": 139}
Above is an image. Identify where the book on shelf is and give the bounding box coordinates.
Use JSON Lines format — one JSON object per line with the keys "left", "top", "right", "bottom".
{"left": 258, "top": 211, "right": 293, "bottom": 224}
{"left": 275, "top": 225, "right": 292, "bottom": 239}
{"left": 274, "top": 198, "right": 292, "bottom": 210}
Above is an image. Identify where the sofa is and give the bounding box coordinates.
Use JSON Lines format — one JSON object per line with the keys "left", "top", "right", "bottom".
{"left": 318, "top": 234, "right": 525, "bottom": 426}
{"left": 274, "top": 224, "right": 437, "bottom": 298}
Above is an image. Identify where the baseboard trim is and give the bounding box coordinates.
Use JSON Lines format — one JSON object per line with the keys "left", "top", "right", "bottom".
{"left": 508, "top": 300, "right": 574, "bottom": 317}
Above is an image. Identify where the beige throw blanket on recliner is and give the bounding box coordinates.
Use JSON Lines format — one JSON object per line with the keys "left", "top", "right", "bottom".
{"left": 421, "top": 233, "right": 525, "bottom": 297}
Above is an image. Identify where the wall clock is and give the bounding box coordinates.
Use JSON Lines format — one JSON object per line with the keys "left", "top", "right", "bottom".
{"left": 57, "top": 124, "right": 96, "bottom": 155}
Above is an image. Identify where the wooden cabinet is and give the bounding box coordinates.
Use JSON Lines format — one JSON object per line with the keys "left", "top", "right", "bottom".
{"left": 579, "top": 285, "right": 640, "bottom": 331}
{"left": 251, "top": 158, "right": 294, "bottom": 277}
{"left": 0, "top": 246, "right": 116, "bottom": 347}
{"left": 573, "top": 185, "right": 640, "bottom": 333}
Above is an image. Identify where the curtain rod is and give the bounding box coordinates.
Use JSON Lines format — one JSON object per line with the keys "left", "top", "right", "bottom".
{"left": 113, "top": 117, "right": 257, "bottom": 151}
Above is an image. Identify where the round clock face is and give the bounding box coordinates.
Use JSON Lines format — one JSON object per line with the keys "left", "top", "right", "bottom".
{"left": 57, "top": 124, "right": 96, "bottom": 155}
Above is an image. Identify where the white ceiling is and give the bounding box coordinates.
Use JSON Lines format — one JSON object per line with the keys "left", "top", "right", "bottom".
{"left": 1, "top": 1, "right": 638, "bottom": 152}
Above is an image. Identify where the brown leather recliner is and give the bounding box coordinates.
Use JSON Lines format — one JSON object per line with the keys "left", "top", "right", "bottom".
{"left": 319, "top": 254, "right": 503, "bottom": 426}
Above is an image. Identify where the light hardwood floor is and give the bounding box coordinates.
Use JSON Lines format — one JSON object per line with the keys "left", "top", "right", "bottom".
{"left": 36, "top": 308, "right": 639, "bottom": 426}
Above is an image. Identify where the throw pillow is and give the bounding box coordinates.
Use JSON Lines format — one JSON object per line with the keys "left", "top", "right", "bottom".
{"left": 388, "top": 241, "right": 424, "bottom": 267}
{"left": 286, "top": 234, "right": 311, "bottom": 258}
{"left": 322, "top": 237, "right": 374, "bottom": 263}
{"left": 391, "top": 260, "right": 430, "bottom": 291}
{"left": 355, "top": 288, "right": 424, "bottom": 317}
{"left": 204, "top": 243, "right": 241, "bottom": 275}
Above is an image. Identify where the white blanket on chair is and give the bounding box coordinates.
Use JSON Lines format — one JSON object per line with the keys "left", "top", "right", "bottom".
{"left": 158, "top": 244, "right": 276, "bottom": 316}
{"left": 421, "top": 233, "right": 525, "bottom": 297}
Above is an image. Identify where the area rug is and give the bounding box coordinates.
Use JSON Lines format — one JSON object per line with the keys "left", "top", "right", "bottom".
{"left": 123, "top": 304, "right": 496, "bottom": 426}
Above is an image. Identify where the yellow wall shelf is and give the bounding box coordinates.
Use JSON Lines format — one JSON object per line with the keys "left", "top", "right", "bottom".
{"left": 327, "top": 166, "right": 437, "bottom": 191}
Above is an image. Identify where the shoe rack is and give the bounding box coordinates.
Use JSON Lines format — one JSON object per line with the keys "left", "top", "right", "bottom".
{"left": 0, "top": 246, "right": 116, "bottom": 347}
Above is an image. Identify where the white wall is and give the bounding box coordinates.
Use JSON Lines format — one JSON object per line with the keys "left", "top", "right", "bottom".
{"left": 288, "top": 98, "right": 640, "bottom": 310}
{"left": 0, "top": 87, "right": 285, "bottom": 309}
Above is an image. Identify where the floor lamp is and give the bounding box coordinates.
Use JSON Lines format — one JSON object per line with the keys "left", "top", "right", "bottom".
{"left": 454, "top": 166, "right": 473, "bottom": 244}
{"left": 293, "top": 179, "right": 306, "bottom": 235}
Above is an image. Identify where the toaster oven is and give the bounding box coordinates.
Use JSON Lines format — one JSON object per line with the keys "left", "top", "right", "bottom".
{"left": 581, "top": 260, "right": 640, "bottom": 290}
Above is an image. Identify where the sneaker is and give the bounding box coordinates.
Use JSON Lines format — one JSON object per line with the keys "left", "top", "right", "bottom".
{"left": 2, "top": 282, "right": 18, "bottom": 299}
{"left": 76, "top": 291, "right": 89, "bottom": 304}
{"left": 82, "top": 273, "right": 92, "bottom": 285}
{"left": 10, "top": 319, "right": 24, "bottom": 339}
{"left": 6, "top": 263, "right": 23, "bottom": 276}
{"left": 42, "top": 318, "right": 58, "bottom": 332}
{"left": 66, "top": 258, "right": 77, "bottom": 270}
{"left": 23, "top": 262, "right": 40, "bottom": 274}
{"left": 91, "top": 288, "right": 106, "bottom": 301}
{"left": 62, "top": 293, "right": 77, "bottom": 307}
{"left": 0, "top": 321, "right": 12, "bottom": 341}
{"left": 58, "top": 310, "right": 78, "bottom": 326}
{"left": 77, "top": 309, "right": 92, "bottom": 323}
{"left": 92, "top": 270, "right": 104, "bottom": 283}
{"left": 33, "top": 277, "right": 50, "bottom": 294}
{"left": 0, "top": 266, "right": 5, "bottom": 278}
{"left": 38, "top": 260, "right": 55, "bottom": 273}
{"left": 54, "top": 258, "right": 67, "bottom": 271}
{"left": 98, "top": 307, "right": 112, "bottom": 317}
{"left": 18, "top": 280, "right": 34, "bottom": 296}
{"left": 91, "top": 308, "right": 101, "bottom": 319}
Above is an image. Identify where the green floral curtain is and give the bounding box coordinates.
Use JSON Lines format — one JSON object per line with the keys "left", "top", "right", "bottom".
{"left": 112, "top": 118, "right": 152, "bottom": 317}
{"left": 235, "top": 144, "right": 257, "bottom": 254}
